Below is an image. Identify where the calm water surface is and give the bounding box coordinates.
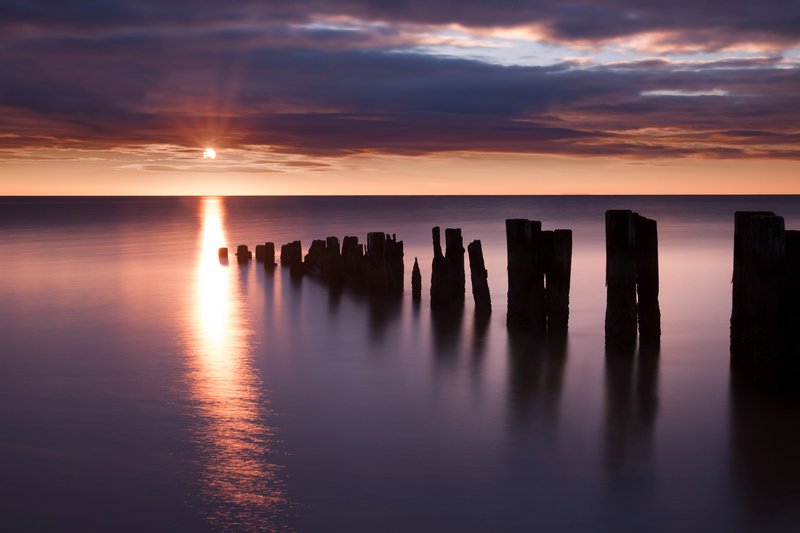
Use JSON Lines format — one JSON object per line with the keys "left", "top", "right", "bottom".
{"left": 1, "top": 196, "right": 799, "bottom": 532}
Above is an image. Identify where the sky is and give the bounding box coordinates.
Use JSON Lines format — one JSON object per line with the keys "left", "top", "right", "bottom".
{"left": 1, "top": 0, "right": 799, "bottom": 195}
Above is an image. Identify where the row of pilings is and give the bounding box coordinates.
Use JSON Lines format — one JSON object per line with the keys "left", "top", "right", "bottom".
{"left": 233, "top": 234, "right": 406, "bottom": 296}
{"left": 731, "top": 211, "right": 800, "bottom": 387}
{"left": 218, "top": 208, "right": 800, "bottom": 389}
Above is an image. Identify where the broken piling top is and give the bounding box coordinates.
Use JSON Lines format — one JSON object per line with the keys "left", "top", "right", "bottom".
{"left": 605, "top": 211, "right": 638, "bottom": 349}
{"left": 633, "top": 216, "right": 660, "bottom": 342}
{"left": 505, "top": 218, "right": 545, "bottom": 331}
{"left": 467, "top": 239, "right": 491, "bottom": 314}
{"left": 280, "top": 240, "right": 303, "bottom": 274}
{"left": 218, "top": 247, "right": 228, "bottom": 258}
{"left": 411, "top": 257, "right": 422, "bottom": 300}
{"left": 430, "top": 226, "right": 466, "bottom": 309}
{"left": 604, "top": 210, "right": 661, "bottom": 350}
{"left": 365, "top": 231, "right": 404, "bottom": 295}
{"left": 545, "top": 229, "right": 572, "bottom": 332}
{"left": 263, "top": 242, "right": 276, "bottom": 267}
{"left": 731, "top": 211, "right": 790, "bottom": 383}
{"left": 236, "top": 244, "right": 253, "bottom": 262}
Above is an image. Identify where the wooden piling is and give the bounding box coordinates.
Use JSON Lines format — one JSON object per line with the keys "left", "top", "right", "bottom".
{"left": 506, "top": 219, "right": 545, "bottom": 333}
{"left": 236, "top": 244, "right": 252, "bottom": 263}
{"left": 431, "top": 227, "right": 465, "bottom": 309}
{"left": 385, "top": 234, "right": 404, "bottom": 294}
{"left": 304, "top": 239, "right": 327, "bottom": 276}
{"left": 218, "top": 247, "right": 228, "bottom": 258}
{"left": 446, "top": 228, "right": 465, "bottom": 306}
{"left": 280, "top": 240, "right": 303, "bottom": 276}
{"left": 605, "top": 210, "right": 637, "bottom": 349}
{"left": 325, "top": 236, "right": 344, "bottom": 287}
{"left": 467, "top": 239, "right": 491, "bottom": 315}
{"left": 412, "top": 257, "right": 422, "bottom": 301}
{"left": 341, "top": 236, "right": 364, "bottom": 286}
{"left": 732, "top": 213, "right": 787, "bottom": 384}
{"left": 545, "top": 229, "right": 572, "bottom": 332}
{"left": 431, "top": 227, "right": 448, "bottom": 309}
{"left": 731, "top": 211, "right": 775, "bottom": 358}
{"left": 366, "top": 232, "right": 387, "bottom": 295}
{"left": 634, "top": 216, "right": 660, "bottom": 343}
{"left": 264, "top": 242, "right": 276, "bottom": 268}
{"left": 255, "top": 244, "right": 266, "bottom": 262}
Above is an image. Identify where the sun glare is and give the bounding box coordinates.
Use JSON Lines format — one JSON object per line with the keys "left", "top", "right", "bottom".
{"left": 203, "top": 147, "right": 217, "bottom": 160}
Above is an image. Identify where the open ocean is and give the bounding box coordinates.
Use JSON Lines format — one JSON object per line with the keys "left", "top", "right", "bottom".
{"left": 2, "top": 195, "right": 800, "bottom": 532}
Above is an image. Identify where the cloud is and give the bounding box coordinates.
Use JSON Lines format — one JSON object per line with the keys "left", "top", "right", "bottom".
{"left": 0, "top": 2, "right": 798, "bottom": 162}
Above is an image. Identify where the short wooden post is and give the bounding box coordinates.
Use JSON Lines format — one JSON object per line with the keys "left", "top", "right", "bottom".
{"left": 263, "top": 242, "right": 276, "bottom": 269}
{"left": 236, "top": 244, "right": 252, "bottom": 263}
{"left": 218, "top": 247, "right": 228, "bottom": 258}
{"left": 366, "top": 232, "right": 387, "bottom": 294}
{"left": 280, "top": 240, "right": 303, "bottom": 276}
{"left": 304, "top": 239, "right": 327, "bottom": 276}
{"left": 412, "top": 257, "right": 422, "bottom": 301}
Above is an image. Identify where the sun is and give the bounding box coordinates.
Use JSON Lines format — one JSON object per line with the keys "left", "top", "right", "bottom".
{"left": 203, "top": 147, "right": 217, "bottom": 160}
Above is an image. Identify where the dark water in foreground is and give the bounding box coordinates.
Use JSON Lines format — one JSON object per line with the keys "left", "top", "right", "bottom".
{"left": 1, "top": 196, "right": 800, "bottom": 532}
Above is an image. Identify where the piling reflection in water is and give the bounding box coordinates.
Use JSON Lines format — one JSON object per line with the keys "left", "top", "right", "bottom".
{"left": 604, "top": 343, "right": 659, "bottom": 475}
{"left": 507, "top": 332, "right": 568, "bottom": 430}
{"left": 184, "top": 197, "right": 287, "bottom": 529}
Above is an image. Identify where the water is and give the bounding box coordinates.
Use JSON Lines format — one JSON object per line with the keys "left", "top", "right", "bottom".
{"left": 1, "top": 196, "right": 799, "bottom": 532}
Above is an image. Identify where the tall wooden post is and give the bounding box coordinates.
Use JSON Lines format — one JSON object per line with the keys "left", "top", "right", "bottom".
{"left": 467, "top": 239, "right": 491, "bottom": 315}
{"left": 546, "top": 229, "right": 572, "bottom": 333}
{"left": 634, "top": 216, "right": 660, "bottom": 344}
{"left": 605, "top": 210, "right": 637, "bottom": 350}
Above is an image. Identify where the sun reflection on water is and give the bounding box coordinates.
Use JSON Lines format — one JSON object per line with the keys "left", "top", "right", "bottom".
{"left": 185, "top": 197, "right": 288, "bottom": 529}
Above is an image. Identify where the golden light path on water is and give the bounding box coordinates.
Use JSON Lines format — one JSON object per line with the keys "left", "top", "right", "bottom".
{"left": 184, "top": 197, "right": 287, "bottom": 530}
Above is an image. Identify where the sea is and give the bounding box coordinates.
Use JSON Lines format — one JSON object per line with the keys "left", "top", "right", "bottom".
{"left": 1, "top": 196, "right": 799, "bottom": 532}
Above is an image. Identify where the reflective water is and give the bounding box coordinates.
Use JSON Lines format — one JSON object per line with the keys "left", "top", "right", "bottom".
{"left": 1, "top": 196, "right": 799, "bottom": 532}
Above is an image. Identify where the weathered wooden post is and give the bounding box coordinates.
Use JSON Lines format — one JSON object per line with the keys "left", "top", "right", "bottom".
{"left": 467, "top": 240, "right": 491, "bottom": 315}
{"left": 366, "top": 232, "right": 387, "bottom": 295}
{"left": 341, "top": 236, "right": 364, "bottom": 286}
{"left": 412, "top": 257, "right": 422, "bottom": 301}
{"left": 325, "top": 236, "right": 344, "bottom": 287}
{"left": 218, "top": 247, "right": 228, "bottom": 259}
{"left": 385, "top": 234, "right": 404, "bottom": 294}
{"left": 545, "top": 229, "right": 572, "bottom": 333}
{"left": 731, "top": 213, "right": 787, "bottom": 383}
{"left": 786, "top": 230, "right": 800, "bottom": 368}
{"left": 304, "top": 239, "right": 327, "bottom": 276}
{"left": 605, "top": 210, "right": 637, "bottom": 350}
{"left": 731, "top": 211, "right": 775, "bottom": 359}
{"left": 255, "top": 244, "right": 266, "bottom": 262}
{"left": 431, "top": 227, "right": 465, "bottom": 309}
{"left": 263, "top": 242, "right": 276, "bottom": 269}
{"left": 506, "top": 219, "right": 545, "bottom": 333}
{"left": 236, "top": 244, "right": 252, "bottom": 263}
{"left": 280, "top": 240, "right": 303, "bottom": 276}
{"left": 445, "top": 228, "right": 465, "bottom": 307}
{"left": 431, "top": 226, "right": 448, "bottom": 309}
{"left": 634, "top": 216, "right": 660, "bottom": 344}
